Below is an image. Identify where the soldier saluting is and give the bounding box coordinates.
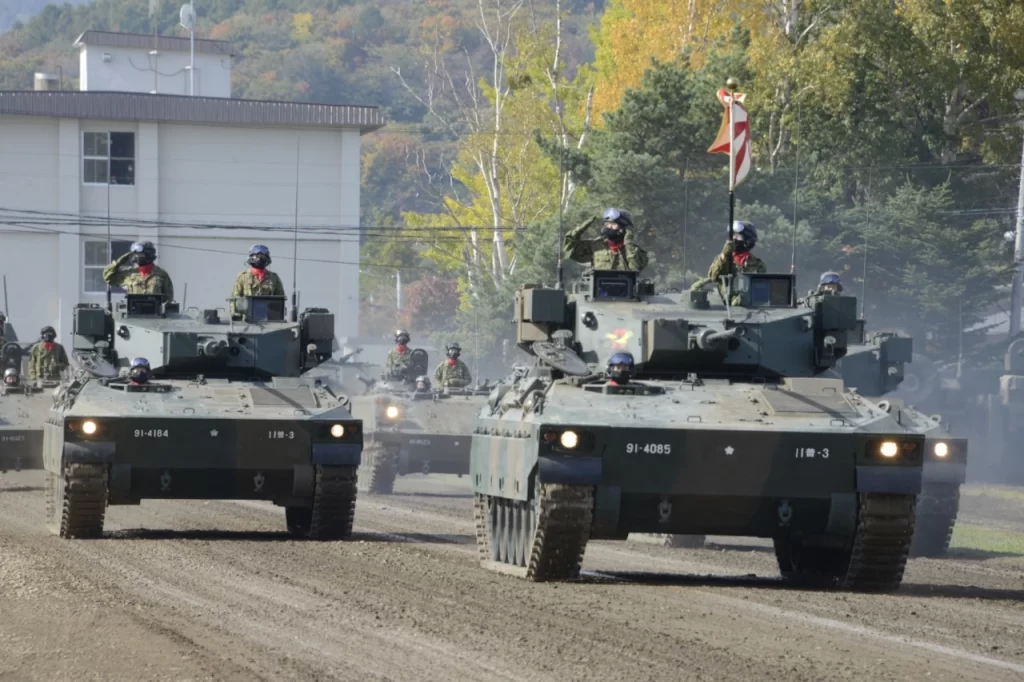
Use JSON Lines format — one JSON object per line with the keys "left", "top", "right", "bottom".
{"left": 103, "top": 241, "right": 174, "bottom": 300}
{"left": 564, "top": 208, "right": 649, "bottom": 272}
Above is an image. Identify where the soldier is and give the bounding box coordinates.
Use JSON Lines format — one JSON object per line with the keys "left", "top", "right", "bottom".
{"left": 385, "top": 330, "right": 413, "bottom": 379}
{"left": 689, "top": 220, "right": 767, "bottom": 301}
{"left": 0, "top": 311, "right": 6, "bottom": 346}
{"left": 414, "top": 375, "right": 432, "bottom": 392}
{"left": 103, "top": 241, "right": 175, "bottom": 301}
{"left": 3, "top": 367, "right": 19, "bottom": 388}
{"left": 606, "top": 352, "right": 636, "bottom": 386}
{"left": 815, "top": 271, "right": 843, "bottom": 296}
{"left": 129, "top": 357, "right": 152, "bottom": 385}
{"left": 28, "top": 325, "right": 68, "bottom": 383}
{"left": 564, "top": 208, "right": 649, "bottom": 272}
{"left": 433, "top": 342, "right": 472, "bottom": 388}
{"left": 230, "top": 245, "right": 286, "bottom": 317}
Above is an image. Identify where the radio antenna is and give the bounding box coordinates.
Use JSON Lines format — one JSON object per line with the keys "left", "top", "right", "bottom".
{"left": 290, "top": 137, "right": 300, "bottom": 322}
{"left": 556, "top": 145, "right": 565, "bottom": 290}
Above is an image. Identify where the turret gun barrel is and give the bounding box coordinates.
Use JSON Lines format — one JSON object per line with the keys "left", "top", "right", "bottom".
{"left": 695, "top": 328, "right": 739, "bottom": 351}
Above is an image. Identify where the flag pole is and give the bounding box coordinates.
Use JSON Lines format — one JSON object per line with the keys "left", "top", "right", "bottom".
{"left": 726, "top": 77, "right": 739, "bottom": 240}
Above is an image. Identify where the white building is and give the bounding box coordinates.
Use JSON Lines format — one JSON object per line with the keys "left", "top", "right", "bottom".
{"left": 0, "top": 81, "right": 383, "bottom": 345}
{"left": 75, "top": 30, "right": 233, "bottom": 98}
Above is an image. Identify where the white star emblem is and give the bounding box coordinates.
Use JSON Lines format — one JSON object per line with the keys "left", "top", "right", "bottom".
{"left": 210, "top": 429, "right": 219, "bottom": 437}
{"left": 724, "top": 446, "right": 735, "bottom": 456}
{"left": 454, "top": 440, "right": 460, "bottom": 446}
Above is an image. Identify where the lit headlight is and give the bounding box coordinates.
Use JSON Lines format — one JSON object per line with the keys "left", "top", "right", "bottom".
{"left": 879, "top": 441, "right": 898, "bottom": 458}
{"left": 385, "top": 405, "right": 400, "bottom": 420}
{"left": 82, "top": 420, "right": 98, "bottom": 435}
{"left": 933, "top": 442, "right": 949, "bottom": 458}
{"left": 559, "top": 430, "right": 579, "bottom": 449}
{"left": 330, "top": 424, "right": 345, "bottom": 438}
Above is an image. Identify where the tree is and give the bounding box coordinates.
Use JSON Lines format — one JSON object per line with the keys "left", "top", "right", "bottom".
{"left": 831, "top": 183, "right": 1010, "bottom": 359}
{"left": 398, "top": 273, "right": 460, "bottom": 333}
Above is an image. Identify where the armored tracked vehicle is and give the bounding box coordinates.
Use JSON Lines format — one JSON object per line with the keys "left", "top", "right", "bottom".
{"left": 836, "top": 331, "right": 967, "bottom": 558}
{"left": 43, "top": 295, "right": 362, "bottom": 539}
{"left": 471, "top": 270, "right": 925, "bottom": 592}
{"left": 0, "top": 343, "right": 49, "bottom": 474}
{"left": 317, "top": 350, "right": 490, "bottom": 494}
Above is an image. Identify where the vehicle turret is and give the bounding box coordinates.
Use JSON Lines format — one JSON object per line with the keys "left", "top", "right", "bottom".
{"left": 70, "top": 294, "right": 334, "bottom": 379}
{"left": 515, "top": 269, "right": 860, "bottom": 380}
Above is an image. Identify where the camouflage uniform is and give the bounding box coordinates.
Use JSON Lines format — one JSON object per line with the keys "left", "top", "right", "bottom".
{"left": 230, "top": 270, "right": 285, "bottom": 315}
{"left": 564, "top": 217, "right": 649, "bottom": 272}
{"left": 433, "top": 358, "right": 472, "bottom": 388}
{"left": 28, "top": 341, "right": 68, "bottom": 381}
{"left": 103, "top": 253, "right": 175, "bottom": 300}
{"left": 690, "top": 241, "right": 767, "bottom": 304}
{"left": 385, "top": 348, "right": 413, "bottom": 378}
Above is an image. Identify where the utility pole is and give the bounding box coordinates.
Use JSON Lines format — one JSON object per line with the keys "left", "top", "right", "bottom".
{"left": 1009, "top": 87, "right": 1024, "bottom": 337}
{"left": 395, "top": 270, "right": 402, "bottom": 314}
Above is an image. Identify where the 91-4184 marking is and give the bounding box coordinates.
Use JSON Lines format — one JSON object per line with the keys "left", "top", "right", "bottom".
{"left": 795, "top": 447, "right": 829, "bottom": 459}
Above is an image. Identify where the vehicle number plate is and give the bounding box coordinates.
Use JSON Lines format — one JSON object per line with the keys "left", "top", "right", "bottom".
{"left": 626, "top": 442, "right": 671, "bottom": 454}
{"left": 794, "top": 447, "right": 829, "bottom": 459}
{"left": 134, "top": 429, "right": 169, "bottom": 438}
{"left": 268, "top": 430, "right": 296, "bottom": 439}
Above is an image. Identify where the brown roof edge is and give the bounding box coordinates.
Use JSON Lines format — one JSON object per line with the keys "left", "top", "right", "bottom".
{"left": 73, "top": 30, "right": 236, "bottom": 57}
{"left": 0, "top": 91, "right": 386, "bottom": 133}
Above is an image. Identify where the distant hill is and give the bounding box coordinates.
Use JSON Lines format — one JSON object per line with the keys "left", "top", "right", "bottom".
{"left": 1, "top": 0, "right": 91, "bottom": 32}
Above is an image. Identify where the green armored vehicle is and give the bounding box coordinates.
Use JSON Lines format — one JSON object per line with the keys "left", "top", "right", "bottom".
{"left": 0, "top": 343, "right": 49, "bottom": 474}
{"left": 43, "top": 294, "right": 362, "bottom": 539}
{"left": 471, "top": 270, "right": 926, "bottom": 592}
{"left": 836, "top": 330, "right": 967, "bottom": 558}
{"left": 317, "top": 349, "right": 490, "bottom": 494}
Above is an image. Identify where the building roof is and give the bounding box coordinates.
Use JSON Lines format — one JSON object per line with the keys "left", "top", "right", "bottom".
{"left": 74, "top": 30, "right": 235, "bottom": 57}
{"left": 0, "top": 91, "right": 385, "bottom": 133}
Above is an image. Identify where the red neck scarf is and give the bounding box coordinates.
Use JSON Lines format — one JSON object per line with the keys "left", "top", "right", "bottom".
{"left": 43, "top": 341, "right": 54, "bottom": 352}
{"left": 606, "top": 240, "right": 623, "bottom": 253}
{"left": 396, "top": 344, "right": 407, "bottom": 354}
{"left": 251, "top": 267, "right": 267, "bottom": 281}
{"left": 138, "top": 264, "right": 154, "bottom": 277}
{"left": 447, "top": 358, "right": 457, "bottom": 367}
{"left": 733, "top": 251, "right": 751, "bottom": 267}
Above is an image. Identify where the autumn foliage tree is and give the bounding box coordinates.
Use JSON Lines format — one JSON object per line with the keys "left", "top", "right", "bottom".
{"left": 397, "top": 274, "right": 460, "bottom": 334}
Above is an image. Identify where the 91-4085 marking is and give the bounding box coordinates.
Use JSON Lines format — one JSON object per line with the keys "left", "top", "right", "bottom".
{"left": 626, "top": 443, "right": 672, "bottom": 454}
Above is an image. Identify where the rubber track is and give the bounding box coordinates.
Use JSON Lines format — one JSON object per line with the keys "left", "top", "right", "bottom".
{"left": 909, "top": 483, "right": 960, "bottom": 558}
{"left": 307, "top": 465, "right": 357, "bottom": 540}
{"left": 842, "top": 493, "right": 916, "bottom": 593}
{"left": 359, "top": 445, "right": 398, "bottom": 495}
{"left": 60, "top": 463, "right": 108, "bottom": 539}
{"left": 475, "top": 484, "right": 594, "bottom": 582}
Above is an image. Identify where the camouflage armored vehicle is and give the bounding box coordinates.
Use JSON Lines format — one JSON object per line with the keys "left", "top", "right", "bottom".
{"left": 835, "top": 331, "right": 967, "bottom": 558}
{"left": 42, "top": 294, "right": 362, "bottom": 539}
{"left": 315, "top": 349, "right": 490, "bottom": 494}
{"left": 470, "top": 269, "right": 926, "bottom": 592}
{"left": 0, "top": 343, "right": 49, "bottom": 474}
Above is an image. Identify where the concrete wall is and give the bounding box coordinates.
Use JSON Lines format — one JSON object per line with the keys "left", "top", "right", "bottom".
{"left": 80, "top": 44, "right": 231, "bottom": 98}
{"left": 0, "top": 115, "right": 362, "bottom": 347}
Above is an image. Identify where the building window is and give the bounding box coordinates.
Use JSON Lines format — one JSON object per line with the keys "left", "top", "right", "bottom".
{"left": 83, "top": 132, "right": 135, "bottom": 185}
{"left": 84, "top": 239, "right": 133, "bottom": 293}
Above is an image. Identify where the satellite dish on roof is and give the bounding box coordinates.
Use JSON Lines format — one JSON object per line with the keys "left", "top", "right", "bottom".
{"left": 179, "top": 3, "right": 196, "bottom": 30}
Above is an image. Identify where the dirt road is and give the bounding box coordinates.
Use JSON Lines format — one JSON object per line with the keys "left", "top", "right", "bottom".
{"left": 3, "top": 471, "right": 1024, "bottom": 681}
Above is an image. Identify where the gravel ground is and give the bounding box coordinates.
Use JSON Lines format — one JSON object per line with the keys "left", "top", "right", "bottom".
{"left": 3, "top": 471, "right": 1024, "bottom": 681}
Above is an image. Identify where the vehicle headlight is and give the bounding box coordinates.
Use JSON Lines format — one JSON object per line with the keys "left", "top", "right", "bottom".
{"left": 559, "top": 430, "right": 579, "bottom": 449}
{"left": 385, "top": 405, "right": 400, "bottom": 420}
{"left": 933, "top": 442, "right": 949, "bottom": 458}
{"left": 879, "top": 441, "right": 898, "bottom": 458}
{"left": 330, "top": 424, "right": 345, "bottom": 438}
{"left": 82, "top": 420, "right": 98, "bottom": 435}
